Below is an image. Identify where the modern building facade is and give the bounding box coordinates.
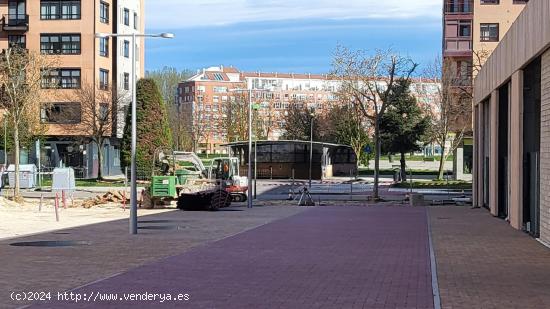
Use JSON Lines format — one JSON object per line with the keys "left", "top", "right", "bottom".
{"left": 225, "top": 141, "right": 358, "bottom": 180}
{"left": 0, "top": 0, "right": 144, "bottom": 178}
{"left": 473, "top": 0, "right": 548, "bottom": 245}
{"left": 178, "top": 66, "right": 440, "bottom": 154}
{"left": 443, "top": 0, "right": 527, "bottom": 180}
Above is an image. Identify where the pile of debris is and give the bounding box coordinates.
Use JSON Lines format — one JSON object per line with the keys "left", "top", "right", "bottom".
{"left": 81, "top": 191, "right": 128, "bottom": 209}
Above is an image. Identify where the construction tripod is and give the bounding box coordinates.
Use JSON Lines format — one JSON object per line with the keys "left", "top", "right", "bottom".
{"left": 297, "top": 186, "right": 315, "bottom": 206}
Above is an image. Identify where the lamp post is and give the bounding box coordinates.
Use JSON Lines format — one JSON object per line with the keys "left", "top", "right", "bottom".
{"left": 95, "top": 32, "right": 174, "bottom": 235}
{"left": 309, "top": 112, "right": 314, "bottom": 188}
{"left": 229, "top": 88, "right": 254, "bottom": 208}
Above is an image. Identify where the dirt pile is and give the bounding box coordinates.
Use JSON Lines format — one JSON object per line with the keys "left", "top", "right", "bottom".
{"left": 80, "top": 191, "right": 128, "bottom": 209}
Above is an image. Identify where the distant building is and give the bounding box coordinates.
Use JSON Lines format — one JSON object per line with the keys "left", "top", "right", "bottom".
{"left": 177, "top": 66, "right": 440, "bottom": 154}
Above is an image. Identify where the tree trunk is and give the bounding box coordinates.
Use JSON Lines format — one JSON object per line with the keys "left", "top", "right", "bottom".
{"left": 400, "top": 151, "right": 407, "bottom": 182}
{"left": 374, "top": 116, "right": 380, "bottom": 199}
{"left": 438, "top": 141, "right": 446, "bottom": 180}
{"left": 13, "top": 123, "right": 20, "bottom": 200}
{"left": 97, "top": 140, "right": 104, "bottom": 180}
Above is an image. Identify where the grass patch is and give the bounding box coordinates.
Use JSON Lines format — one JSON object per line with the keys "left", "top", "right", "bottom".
{"left": 358, "top": 168, "right": 453, "bottom": 176}
{"left": 379, "top": 155, "right": 454, "bottom": 162}
{"left": 40, "top": 179, "right": 127, "bottom": 188}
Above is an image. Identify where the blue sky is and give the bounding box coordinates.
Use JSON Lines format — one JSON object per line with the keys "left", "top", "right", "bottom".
{"left": 145, "top": 0, "right": 442, "bottom": 74}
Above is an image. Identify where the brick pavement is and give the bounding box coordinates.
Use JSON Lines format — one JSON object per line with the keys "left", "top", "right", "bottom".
{"left": 1, "top": 205, "right": 307, "bottom": 309}
{"left": 429, "top": 206, "right": 550, "bottom": 309}
{"left": 30, "top": 206, "right": 434, "bottom": 309}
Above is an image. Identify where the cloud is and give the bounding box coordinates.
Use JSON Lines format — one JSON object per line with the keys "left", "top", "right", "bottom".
{"left": 146, "top": 0, "right": 442, "bottom": 29}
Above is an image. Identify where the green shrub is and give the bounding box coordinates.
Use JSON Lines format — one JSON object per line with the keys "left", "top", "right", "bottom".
{"left": 121, "top": 79, "right": 173, "bottom": 176}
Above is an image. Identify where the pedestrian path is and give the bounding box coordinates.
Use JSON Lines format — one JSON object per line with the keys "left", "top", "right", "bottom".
{"left": 33, "top": 206, "right": 435, "bottom": 308}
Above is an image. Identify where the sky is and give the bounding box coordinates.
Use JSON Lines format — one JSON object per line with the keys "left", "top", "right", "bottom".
{"left": 145, "top": 0, "right": 443, "bottom": 75}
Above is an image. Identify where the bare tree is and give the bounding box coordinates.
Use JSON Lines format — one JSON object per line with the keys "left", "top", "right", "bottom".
{"left": 146, "top": 67, "right": 194, "bottom": 149}
{"left": 222, "top": 92, "right": 249, "bottom": 143}
{"left": 424, "top": 56, "right": 473, "bottom": 180}
{"left": 60, "top": 81, "right": 125, "bottom": 180}
{"left": 0, "top": 47, "right": 56, "bottom": 200}
{"left": 184, "top": 98, "right": 209, "bottom": 153}
{"left": 332, "top": 46, "right": 418, "bottom": 199}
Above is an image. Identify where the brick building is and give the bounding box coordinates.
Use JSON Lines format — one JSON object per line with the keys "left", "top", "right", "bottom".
{"left": 0, "top": 0, "right": 145, "bottom": 178}
{"left": 177, "top": 66, "right": 440, "bottom": 154}
{"left": 473, "top": 0, "right": 549, "bottom": 244}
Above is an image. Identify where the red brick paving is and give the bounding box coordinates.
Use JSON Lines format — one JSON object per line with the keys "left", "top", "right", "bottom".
{"left": 31, "top": 206, "right": 434, "bottom": 309}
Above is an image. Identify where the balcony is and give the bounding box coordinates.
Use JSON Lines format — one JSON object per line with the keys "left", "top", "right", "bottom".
{"left": 2, "top": 14, "right": 29, "bottom": 32}
{"left": 444, "top": 38, "right": 473, "bottom": 57}
{"left": 445, "top": 0, "right": 473, "bottom": 15}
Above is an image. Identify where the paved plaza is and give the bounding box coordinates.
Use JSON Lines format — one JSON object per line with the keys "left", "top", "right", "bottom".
{"left": 1, "top": 204, "right": 550, "bottom": 309}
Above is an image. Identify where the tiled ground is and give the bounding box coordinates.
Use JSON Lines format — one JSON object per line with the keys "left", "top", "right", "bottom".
{"left": 429, "top": 207, "right": 550, "bottom": 309}
{"left": 0, "top": 205, "right": 307, "bottom": 309}
{"left": 30, "top": 206, "right": 434, "bottom": 309}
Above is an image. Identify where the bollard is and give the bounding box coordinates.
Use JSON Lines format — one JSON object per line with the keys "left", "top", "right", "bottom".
{"left": 62, "top": 190, "right": 67, "bottom": 209}
{"left": 39, "top": 194, "right": 43, "bottom": 212}
{"left": 350, "top": 169, "right": 354, "bottom": 201}
{"left": 54, "top": 193, "right": 60, "bottom": 222}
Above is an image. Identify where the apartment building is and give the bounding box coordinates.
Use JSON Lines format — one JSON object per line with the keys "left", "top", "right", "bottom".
{"left": 177, "top": 66, "right": 440, "bottom": 154}
{"left": 442, "top": 0, "right": 527, "bottom": 180}
{"left": 0, "top": 0, "right": 144, "bottom": 178}
{"left": 473, "top": 0, "right": 548, "bottom": 245}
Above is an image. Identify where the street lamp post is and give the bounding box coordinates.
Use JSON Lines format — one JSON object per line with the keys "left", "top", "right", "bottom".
{"left": 309, "top": 112, "right": 314, "bottom": 188}
{"left": 95, "top": 32, "right": 174, "bottom": 235}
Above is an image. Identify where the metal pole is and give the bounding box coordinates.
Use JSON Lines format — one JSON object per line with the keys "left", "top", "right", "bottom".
{"left": 254, "top": 139, "right": 257, "bottom": 200}
{"left": 36, "top": 139, "right": 41, "bottom": 188}
{"left": 130, "top": 33, "right": 138, "bottom": 234}
{"left": 309, "top": 116, "right": 313, "bottom": 188}
{"left": 247, "top": 89, "right": 253, "bottom": 208}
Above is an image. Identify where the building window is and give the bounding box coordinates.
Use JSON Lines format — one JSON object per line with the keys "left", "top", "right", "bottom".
{"left": 99, "top": 69, "right": 109, "bottom": 90}
{"left": 480, "top": 0, "right": 499, "bottom": 4}
{"left": 123, "top": 73, "right": 130, "bottom": 90}
{"left": 40, "top": 1, "right": 81, "bottom": 20}
{"left": 133, "top": 13, "right": 138, "bottom": 30}
{"left": 123, "top": 40, "right": 130, "bottom": 58}
{"left": 100, "top": 1, "right": 109, "bottom": 24}
{"left": 480, "top": 23, "right": 499, "bottom": 42}
{"left": 8, "top": 35, "right": 26, "bottom": 49}
{"left": 99, "top": 103, "right": 109, "bottom": 122}
{"left": 123, "top": 8, "right": 130, "bottom": 26}
{"left": 41, "top": 34, "right": 81, "bottom": 55}
{"left": 99, "top": 37, "right": 109, "bottom": 57}
{"left": 459, "top": 22, "right": 471, "bottom": 37}
{"left": 42, "top": 68, "right": 81, "bottom": 89}
{"left": 41, "top": 103, "right": 81, "bottom": 124}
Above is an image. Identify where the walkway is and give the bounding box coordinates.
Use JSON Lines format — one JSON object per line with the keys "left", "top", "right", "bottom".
{"left": 429, "top": 207, "right": 550, "bottom": 309}
{"left": 31, "top": 206, "right": 434, "bottom": 309}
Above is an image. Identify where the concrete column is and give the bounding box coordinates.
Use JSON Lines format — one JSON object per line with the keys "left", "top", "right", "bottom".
{"left": 472, "top": 104, "right": 480, "bottom": 207}
{"left": 476, "top": 103, "right": 485, "bottom": 208}
{"left": 489, "top": 90, "right": 499, "bottom": 216}
{"left": 509, "top": 70, "right": 524, "bottom": 230}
